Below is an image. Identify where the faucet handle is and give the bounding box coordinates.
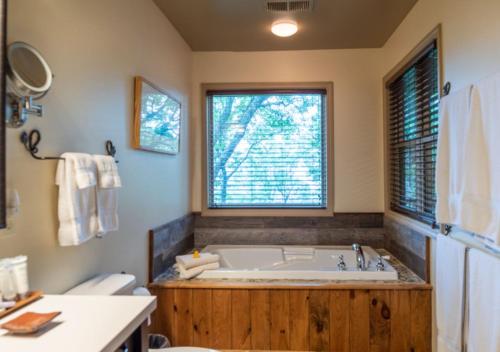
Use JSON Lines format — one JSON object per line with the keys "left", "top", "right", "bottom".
{"left": 376, "top": 256, "right": 385, "bottom": 271}
{"left": 337, "top": 255, "right": 346, "bottom": 271}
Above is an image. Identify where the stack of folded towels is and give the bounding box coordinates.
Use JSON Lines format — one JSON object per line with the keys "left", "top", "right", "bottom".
{"left": 174, "top": 251, "right": 220, "bottom": 279}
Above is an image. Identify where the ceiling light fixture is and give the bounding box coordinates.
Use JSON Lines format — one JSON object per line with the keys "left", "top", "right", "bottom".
{"left": 271, "top": 20, "right": 298, "bottom": 37}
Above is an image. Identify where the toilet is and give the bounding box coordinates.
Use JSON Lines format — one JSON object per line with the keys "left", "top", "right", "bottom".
{"left": 65, "top": 273, "right": 216, "bottom": 352}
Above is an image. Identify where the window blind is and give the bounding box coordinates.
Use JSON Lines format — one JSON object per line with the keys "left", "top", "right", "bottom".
{"left": 388, "top": 42, "right": 439, "bottom": 224}
{"left": 206, "top": 90, "right": 328, "bottom": 209}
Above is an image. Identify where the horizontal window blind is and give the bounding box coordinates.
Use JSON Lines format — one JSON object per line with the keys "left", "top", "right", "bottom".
{"left": 388, "top": 42, "right": 439, "bottom": 223}
{"left": 206, "top": 90, "right": 327, "bottom": 209}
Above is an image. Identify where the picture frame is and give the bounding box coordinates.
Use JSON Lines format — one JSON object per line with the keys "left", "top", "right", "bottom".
{"left": 133, "top": 76, "right": 181, "bottom": 154}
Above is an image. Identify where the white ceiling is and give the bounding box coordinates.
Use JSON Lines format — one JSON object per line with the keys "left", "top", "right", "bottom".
{"left": 154, "top": 0, "right": 418, "bottom": 51}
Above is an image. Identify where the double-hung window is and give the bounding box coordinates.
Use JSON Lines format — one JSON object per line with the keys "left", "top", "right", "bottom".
{"left": 203, "top": 84, "right": 333, "bottom": 215}
{"left": 387, "top": 41, "right": 440, "bottom": 224}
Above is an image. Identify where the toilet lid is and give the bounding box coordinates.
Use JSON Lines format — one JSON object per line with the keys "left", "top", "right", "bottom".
{"left": 151, "top": 348, "right": 218, "bottom": 352}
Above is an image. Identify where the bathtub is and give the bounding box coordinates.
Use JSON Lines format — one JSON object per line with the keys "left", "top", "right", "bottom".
{"left": 199, "top": 245, "right": 398, "bottom": 280}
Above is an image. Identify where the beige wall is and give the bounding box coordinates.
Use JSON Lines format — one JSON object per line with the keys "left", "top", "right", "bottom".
{"left": 382, "top": 0, "right": 500, "bottom": 91}
{"left": 0, "top": 0, "right": 192, "bottom": 293}
{"left": 191, "top": 49, "right": 385, "bottom": 213}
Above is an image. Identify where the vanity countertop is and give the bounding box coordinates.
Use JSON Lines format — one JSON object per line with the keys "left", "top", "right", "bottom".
{"left": 0, "top": 294, "right": 156, "bottom": 352}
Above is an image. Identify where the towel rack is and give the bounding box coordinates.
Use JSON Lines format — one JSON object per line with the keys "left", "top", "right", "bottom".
{"left": 20, "top": 129, "right": 119, "bottom": 162}
{"left": 432, "top": 222, "right": 453, "bottom": 235}
{"left": 431, "top": 81, "right": 453, "bottom": 235}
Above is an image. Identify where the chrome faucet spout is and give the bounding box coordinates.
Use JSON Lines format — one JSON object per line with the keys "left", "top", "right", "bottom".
{"left": 352, "top": 243, "right": 366, "bottom": 271}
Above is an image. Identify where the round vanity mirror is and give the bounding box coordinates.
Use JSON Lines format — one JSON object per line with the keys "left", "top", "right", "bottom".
{"left": 5, "top": 42, "right": 54, "bottom": 128}
{"left": 7, "top": 41, "right": 53, "bottom": 98}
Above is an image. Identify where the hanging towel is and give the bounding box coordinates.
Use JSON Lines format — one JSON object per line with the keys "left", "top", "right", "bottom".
{"left": 92, "top": 155, "right": 121, "bottom": 236}
{"left": 176, "top": 253, "right": 220, "bottom": 269}
{"left": 436, "top": 235, "right": 467, "bottom": 352}
{"left": 174, "top": 262, "right": 220, "bottom": 279}
{"left": 93, "top": 155, "right": 121, "bottom": 188}
{"left": 71, "top": 153, "right": 97, "bottom": 189}
{"left": 436, "top": 85, "right": 474, "bottom": 227}
{"left": 467, "top": 249, "right": 500, "bottom": 352}
{"left": 55, "top": 153, "right": 98, "bottom": 246}
{"left": 459, "top": 74, "right": 500, "bottom": 246}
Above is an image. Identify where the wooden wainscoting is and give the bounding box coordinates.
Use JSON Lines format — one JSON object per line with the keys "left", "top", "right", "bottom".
{"left": 149, "top": 286, "right": 431, "bottom": 351}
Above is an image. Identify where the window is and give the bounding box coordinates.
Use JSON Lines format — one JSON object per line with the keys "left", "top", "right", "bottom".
{"left": 387, "top": 41, "right": 439, "bottom": 224}
{"left": 203, "top": 84, "right": 333, "bottom": 213}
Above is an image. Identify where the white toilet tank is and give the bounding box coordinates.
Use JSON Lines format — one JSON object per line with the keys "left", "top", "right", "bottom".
{"left": 64, "top": 273, "right": 136, "bottom": 295}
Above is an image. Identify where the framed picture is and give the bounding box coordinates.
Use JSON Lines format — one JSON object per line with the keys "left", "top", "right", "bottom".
{"left": 133, "top": 76, "right": 181, "bottom": 154}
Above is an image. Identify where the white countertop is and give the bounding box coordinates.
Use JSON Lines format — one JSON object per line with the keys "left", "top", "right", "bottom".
{"left": 0, "top": 294, "right": 157, "bottom": 352}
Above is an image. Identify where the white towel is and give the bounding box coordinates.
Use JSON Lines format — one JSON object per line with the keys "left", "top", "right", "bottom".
{"left": 176, "top": 253, "right": 220, "bottom": 269}
{"left": 459, "top": 74, "right": 500, "bottom": 246}
{"left": 467, "top": 249, "right": 500, "bottom": 352}
{"left": 436, "top": 85, "right": 474, "bottom": 228}
{"left": 93, "top": 155, "right": 121, "bottom": 236}
{"left": 70, "top": 153, "right": 97, "bottom": 189}
{"left": 55, "top": 153, "right": 98, "bottom": 246}
{"left": 436, "top": 235, "right": 467, "bottom": 352}
{"left": 175, "top": 262, "right": 220, "bottom": 279}
{"left": 93, "top": 155, "right": 121, "bottom": 188}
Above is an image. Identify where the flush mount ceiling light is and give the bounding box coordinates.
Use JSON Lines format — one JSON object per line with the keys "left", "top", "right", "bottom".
{"left": 271, "top": 20, "right": 298, "bottom": 37}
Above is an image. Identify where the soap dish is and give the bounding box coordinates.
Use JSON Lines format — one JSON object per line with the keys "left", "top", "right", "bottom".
{"left": 1, "top": 311, "right": 61, "bottom": 334}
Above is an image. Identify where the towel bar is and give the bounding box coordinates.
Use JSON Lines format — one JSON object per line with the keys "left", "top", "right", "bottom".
{"left": 20, "top": 129, "right": 119, "bottom": 163}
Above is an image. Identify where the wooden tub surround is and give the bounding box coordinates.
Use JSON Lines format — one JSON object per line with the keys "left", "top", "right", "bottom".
{"left": 149, "top": 253, "right": 432, "bottom": 351}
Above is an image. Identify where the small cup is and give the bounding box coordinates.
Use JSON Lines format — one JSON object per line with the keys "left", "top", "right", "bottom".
{"left": 0, "top": 260, "right": 17, "bottom": 301}
{"left": 9, "top": 256, "right": 29, "bottom": 299}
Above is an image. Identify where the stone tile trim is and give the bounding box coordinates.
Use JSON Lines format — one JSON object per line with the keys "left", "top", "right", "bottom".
{"left": 384, "top": 216, "right": 430, "bottom": 281}
{"left": 149, "top": 213, "right": 195, "bottom": 282}
{"left": 194, "top": 213, "right": 385, "bottom": 248}
{"left": 194, "top": 212, "right": 384, "bottom": 229}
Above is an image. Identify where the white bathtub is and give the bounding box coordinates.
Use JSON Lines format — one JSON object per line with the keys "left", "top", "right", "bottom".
{"left": 198, "top": 245, "right": 398, "bottom": 280}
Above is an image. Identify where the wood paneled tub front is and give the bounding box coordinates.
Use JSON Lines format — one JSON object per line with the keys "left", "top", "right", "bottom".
{"left": 148, "top": 246, "right": 431, "bottom": 352}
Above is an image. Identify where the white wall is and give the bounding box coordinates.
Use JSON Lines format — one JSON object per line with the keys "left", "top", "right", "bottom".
{"left": 191, "top": 49, "right": 385, "bottom": 213}
{"left": 0, "top": 0, "right": 192, "bottom": 293}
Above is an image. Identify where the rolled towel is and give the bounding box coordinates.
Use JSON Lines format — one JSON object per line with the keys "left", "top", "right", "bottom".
{"left": 175, "top": 262, "right": 220, "bottom": 279}
{"left": 176, "top": 252, "right": 220, "bottom": 269}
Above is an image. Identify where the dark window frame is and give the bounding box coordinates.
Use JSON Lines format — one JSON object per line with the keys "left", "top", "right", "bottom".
{"left": 200, "top": 82, "right": 335, "bottom": 217}
{"left": 386, "top": 38, "right": 440, "bottom": 224}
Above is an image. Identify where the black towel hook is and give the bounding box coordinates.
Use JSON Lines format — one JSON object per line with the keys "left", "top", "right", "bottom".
{"left": 443, "top": 81, "right": 451, "bottom": 96}
{"left": 105, "top": 140, "right": 119, "bottom": 163}
{"left": 20, "top": 129, "right": 64, "bottom": 160}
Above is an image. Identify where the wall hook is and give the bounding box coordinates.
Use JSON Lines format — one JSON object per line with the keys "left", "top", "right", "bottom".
{"left": 443, "top": 81, "right": 451, "bottom": 96}
{"left": 105, "top": 140, "right": 119, "bottom": 163}
{"left": 20, "top": 129, "right": 64, "bottom": 160}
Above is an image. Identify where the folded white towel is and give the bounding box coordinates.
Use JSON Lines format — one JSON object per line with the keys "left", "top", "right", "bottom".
{"left": 93, "top": 155, "right": 121, "bottom": 188}
{"left": 175, "top": 262, "right": 220, "bottom": 279}
{"left": 436, "top": 85, "right": 474, "bottom": 228}
{"left": 467, "top": 249, "right": 500, "bottom": 352}
{"left": 55, "top": 153, "right": 99, "bottom": 246}
{"left": 93, "top": 155, "right": 121, "bottom": 236}
{"left": 176, "top": 253, "right": 220, "bottom": 269}
{"left": 67, "top": 153, "right": 97, "bottom": 189}
{"left": 436, "top": 235, "right": 467, "bottom": 352}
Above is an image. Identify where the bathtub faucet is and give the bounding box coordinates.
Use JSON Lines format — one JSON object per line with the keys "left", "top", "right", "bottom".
{"left": 352, "top": 243, "right": 366, "bottom": 271}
